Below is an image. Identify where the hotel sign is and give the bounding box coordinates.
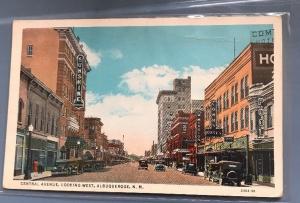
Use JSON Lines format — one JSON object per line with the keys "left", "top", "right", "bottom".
{"left": 74, "top": 54, "right": 85, "bottom": 108}
{"left": 210, "top": 100, "right": 217, "bottom": 129}
{"left": 255, "top": 51, "right": 274, "bottom": 67}
{"left": 205, "top": 100, "right": 223, "bottom": 137}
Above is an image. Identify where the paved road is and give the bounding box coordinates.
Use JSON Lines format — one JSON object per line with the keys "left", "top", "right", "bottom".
{"left": 45, "top": 162, "right": 215, "bottom": 185}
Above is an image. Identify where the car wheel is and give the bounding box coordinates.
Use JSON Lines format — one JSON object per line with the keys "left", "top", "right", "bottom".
{"left": 237, "top": 182, "right": 241, "bottom": 187}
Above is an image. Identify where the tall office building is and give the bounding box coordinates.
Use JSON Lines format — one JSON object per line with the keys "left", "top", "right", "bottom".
{"left": 156, "top": 77, "right": 191, "bottom": 154}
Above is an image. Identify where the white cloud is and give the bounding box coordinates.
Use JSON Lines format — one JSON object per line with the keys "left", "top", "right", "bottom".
{"left": 181, "top": 65, "right": 226, "bottom": 99}
{"left": 109, "top": 49, "right": 123, "bottom": 59}
{"left": 119, "top": 64, "right": 179, "bottom": 98}
{"left": 80, "top": 41, "right": 101, "bottom": 68}
{"left": 85, "top": 92, "right": 157, "bottom": 156}
{"left": 86, "top": 64, "right": 226, "bottom": 155}
{"left": 119, "top": 64, "right": 225, "bottom": 100}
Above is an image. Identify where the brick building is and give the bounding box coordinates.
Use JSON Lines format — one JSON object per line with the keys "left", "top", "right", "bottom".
{"left": 202, "top": 43, "right": 274, "bottom": 183}
{"left": 83, "top": 117, "right": 109, "bottom": 162}
{"left": 21, "top": 28, "right": 91, "bottom": 158}
{"left": 15, "top": 67, "right": 63, "bottom": 176}
{"left": 107, "top": 139, "right": 125, "bottom": 163}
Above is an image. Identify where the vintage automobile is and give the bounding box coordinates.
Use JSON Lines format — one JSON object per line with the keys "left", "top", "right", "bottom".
{"left": 51, "top": 159, "right": 84, "bottom": 176}
{"left": 205, "top": 162, "right": 220, "bottom": 180}
{"left": 209, "top": 161, "right": 243, "bottom": 186}
{"left": 138, "top": 160, "right": 148, "bottom": 170}
{"left": 82, "top": 160, "right": 105, "bottom": 172}
{"left": 182, "top": 163, "right": 197, "bottom": 176}
{"left": 154, "top": 163, "right": 166, "bottom": 172}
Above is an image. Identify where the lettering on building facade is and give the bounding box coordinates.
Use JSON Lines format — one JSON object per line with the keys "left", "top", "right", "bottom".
{"left": 74, "top": 54, "right": 84, "bottom": 108}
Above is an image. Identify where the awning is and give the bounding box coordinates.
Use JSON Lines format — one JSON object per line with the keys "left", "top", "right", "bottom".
{"left": 172, "top": 148, "right": 189, "bottom": 153}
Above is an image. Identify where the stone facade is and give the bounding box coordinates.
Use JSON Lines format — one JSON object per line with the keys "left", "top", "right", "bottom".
{"left": 248, "top": 81, "right": 274, "bottom": 183}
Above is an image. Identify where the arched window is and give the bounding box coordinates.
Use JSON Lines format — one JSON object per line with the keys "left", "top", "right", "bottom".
{"left": 18, "top": 99, "right": 24, "bottom": 123}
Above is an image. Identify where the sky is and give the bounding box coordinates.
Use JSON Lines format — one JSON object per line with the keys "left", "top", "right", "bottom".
{"left": 74, "top": 24, "right": 272, "bottom": 156}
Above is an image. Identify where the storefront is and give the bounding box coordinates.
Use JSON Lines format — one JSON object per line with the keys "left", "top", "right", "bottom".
{"left": 14, "top": 131, "right": 26, "bottom": 176}
{"left": 252, "top": 138, "right": 274, "bottom": 184}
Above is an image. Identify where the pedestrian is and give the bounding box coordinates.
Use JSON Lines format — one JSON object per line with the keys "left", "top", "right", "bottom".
{"left": 33, "top": 160, "right": 38, "bottom": 176}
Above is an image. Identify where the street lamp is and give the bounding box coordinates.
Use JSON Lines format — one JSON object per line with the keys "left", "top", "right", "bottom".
{"left": 76, "top": 140, "right": 81, "bottom": 158}
{"left": 24, "top": 124, "right": 34, "bottom": 180}
{"left": 95, "top": 146, "right": 98, "bottom": 160}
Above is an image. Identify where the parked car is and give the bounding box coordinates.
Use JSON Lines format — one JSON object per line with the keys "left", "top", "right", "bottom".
{"left": 205, "top": 162, "right": 220, "bottom": 181}
{"left": 51, "top": 159, "right": 83, "bottom": 176}
{"left": 176, "top": 162, "right": 184, "bottom": 169}
{"left": 209, "top": 161, "right": 243, "bottom": 186}
{"left": 82, "top": 160, "right": 105, "bottom": 172}
{"left": 154, "top": 163, "right": 166, "bottom": 172}
{"left": 138, "top": 160, "right": 148, "bottom": 170}
{"left": 182, "top": 163, "right": 197, "bottom": 176}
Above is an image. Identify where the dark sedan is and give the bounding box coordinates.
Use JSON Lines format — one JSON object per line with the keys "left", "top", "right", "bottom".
{"left": 154, "top": 164, "right": 166, "bottom": 172}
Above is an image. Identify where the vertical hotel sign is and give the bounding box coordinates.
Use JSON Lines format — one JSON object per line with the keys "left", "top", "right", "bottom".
{"left": 74, "top": 54, "right": 84, "bottom": 108}
{"left": 205, "top": 100, "right": 222, "bottom": 137}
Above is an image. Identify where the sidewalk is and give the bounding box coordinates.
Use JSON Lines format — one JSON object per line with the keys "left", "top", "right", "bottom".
{"left": 14, "top": 171, "right": 52, "bottom": 181}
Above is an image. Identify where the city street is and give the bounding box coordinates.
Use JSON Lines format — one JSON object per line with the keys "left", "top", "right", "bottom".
{"left": 44, "top": 162, "right": 215, "bottom": 185}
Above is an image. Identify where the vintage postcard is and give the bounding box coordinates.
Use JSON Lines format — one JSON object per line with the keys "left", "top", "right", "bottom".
{"left": 3, "top": 16, "right": 283, "bottom": 197}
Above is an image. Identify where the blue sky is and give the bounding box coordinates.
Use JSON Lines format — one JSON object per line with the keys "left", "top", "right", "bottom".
{"left": 74, "top": 24, "right": 273, "bottom": 155}
{"left": 75, "top": 24, "right": 272, "bottom": 96}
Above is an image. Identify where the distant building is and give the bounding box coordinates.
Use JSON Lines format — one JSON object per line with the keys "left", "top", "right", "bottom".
{"left": 83, "top": 117, "right": 104, "bottom": 159}
{"left": 156, "top": 77, "right": 191, "bottom": 154}
{"left": 107, "top": 139, "right": 125, "bottom": 162}
{"left": 15, "top": 67, "right": 63, "bottom": 176}
{"left": 168, "top": 111, "right": 190, "bottom": 163}
{"left": 21, "top": 28, "right": 91, "bottom": 158}
{"left": 191, "top": 100, "right": 203, "bottom": 113}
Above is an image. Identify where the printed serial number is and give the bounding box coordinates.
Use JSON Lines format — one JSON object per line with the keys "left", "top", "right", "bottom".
{"left": 241, "top": 189, "right": 256, "bottom": 193}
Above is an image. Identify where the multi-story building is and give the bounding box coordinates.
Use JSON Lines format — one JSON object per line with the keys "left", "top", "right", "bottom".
{"left": 107, "top": 139, "right": 125, "bottom": 163}
{"left": 248, "top": 81, "right": 274, "bottom": 183}
{"left": 156, "top": 77, "right": 191, "bottom": 154}
{"left": 191, "top": 100, "right": 203, "bottom": 113}
{"left": 168, "top": 111, "right": 190, "bottom": 163}
{"left": 15, "top": 67, "right": 63, "bottom": 176}
{"left": 83, "top": 117, "right": 103, "bottom": 159}
{"left": 21, "top": 28, "right": 91, "bottom": 157}
{"left": 203, "top": 43, "right": 274, "bottom": 183}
